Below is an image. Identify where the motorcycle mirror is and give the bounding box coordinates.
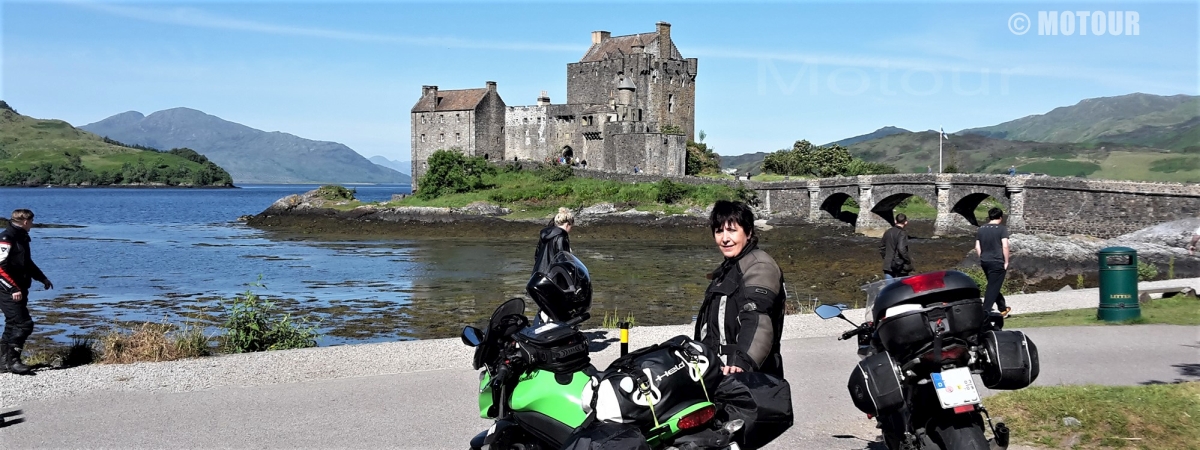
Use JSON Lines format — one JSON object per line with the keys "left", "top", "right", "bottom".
{"left": 815, "top": 304, "right": 844, "bottom": 320}
{"left": 461, "top": 326, "right": 484, "bottom": 347}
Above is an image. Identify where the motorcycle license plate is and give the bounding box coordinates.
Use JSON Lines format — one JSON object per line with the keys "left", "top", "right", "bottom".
{"left": 931, "top": 367, "right": 980, "bottom": 409}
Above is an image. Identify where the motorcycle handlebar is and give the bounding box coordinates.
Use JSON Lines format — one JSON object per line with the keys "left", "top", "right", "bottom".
{"left": 839, "top": 325, "right": 866, "bottom": 341}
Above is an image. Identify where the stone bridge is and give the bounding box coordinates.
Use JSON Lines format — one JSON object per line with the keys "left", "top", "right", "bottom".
{"left": 748, "top": 174, "right": 1200, "bottom": 238}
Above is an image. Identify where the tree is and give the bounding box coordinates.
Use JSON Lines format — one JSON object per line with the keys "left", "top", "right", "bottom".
{"left": 762, "top": 140, "right": 890, "bottom": 177}
{"left": 685, "top": 140, "right": 721, "bottom": 176}
{"left": 417, "top": 150, "right": 496, "bottom": 199}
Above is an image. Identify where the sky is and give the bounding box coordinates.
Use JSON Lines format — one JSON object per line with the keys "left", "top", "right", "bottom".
{"left": 2, "top": 1, "right": 1197, "bottom": 162}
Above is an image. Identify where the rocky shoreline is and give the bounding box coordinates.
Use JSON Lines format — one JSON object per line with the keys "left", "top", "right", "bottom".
{"left": 247, "top": 188, "right": 1200, "bottom": 291}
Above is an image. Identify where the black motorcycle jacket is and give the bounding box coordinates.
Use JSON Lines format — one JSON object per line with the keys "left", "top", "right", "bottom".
{"left": 694, "top": 240, "right": 785, "bottom": 377}
{"left": 532, "top": 224, "right": 571, "bottom": 276}
{"left": 0, "top": 223, "right": 48, "bottom": 295}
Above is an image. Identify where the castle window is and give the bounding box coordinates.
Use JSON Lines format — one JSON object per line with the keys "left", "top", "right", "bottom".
{"left": 456, "top": 114, "right": 461, "bottom": 123}
{"left": 439, "top": 133, "right": 445, "bottom": 142}
{"left": 456, "top": 133, "right": 461, "bottom": 142}
{"left": 421, "top": 134, "right": 426, "bottom": 143}
{"left": 668, "top": 95, "right": 675, "bottom": 113}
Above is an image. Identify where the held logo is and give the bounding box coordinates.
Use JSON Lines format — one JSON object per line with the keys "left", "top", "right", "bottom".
{"left": 1009, "top": 11, "right": 1140, "bottom": 36}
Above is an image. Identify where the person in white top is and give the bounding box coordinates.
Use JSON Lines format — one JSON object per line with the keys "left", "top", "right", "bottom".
{"left": 1188, "top": 226, "right": 1200, "bottom": 254}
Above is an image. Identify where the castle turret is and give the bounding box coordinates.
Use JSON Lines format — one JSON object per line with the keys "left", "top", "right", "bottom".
{"left": 617, "top": 76, "right": 636, "bottom": 106}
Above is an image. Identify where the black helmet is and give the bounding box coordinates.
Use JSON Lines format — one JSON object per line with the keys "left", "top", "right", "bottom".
{"left": 526, "top": 252, "right": 592, "bottom": 322}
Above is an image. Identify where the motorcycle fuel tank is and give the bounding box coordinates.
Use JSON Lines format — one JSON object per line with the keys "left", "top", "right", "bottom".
{"left": 510, "top": 369, "right": 591, "bottom": 428}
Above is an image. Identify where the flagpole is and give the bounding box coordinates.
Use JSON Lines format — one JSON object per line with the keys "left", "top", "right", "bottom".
{"left": 939, "top": 127, "right": 943, "bottom": 173}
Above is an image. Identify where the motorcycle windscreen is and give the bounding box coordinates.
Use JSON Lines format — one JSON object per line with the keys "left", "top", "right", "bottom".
{"left": 475, "top": 297, "right": 527, "bottom": 370}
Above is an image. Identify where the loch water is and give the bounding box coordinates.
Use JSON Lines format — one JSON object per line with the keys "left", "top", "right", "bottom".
{"left": 0, "top": 185, "right": 723, "bottom": 347}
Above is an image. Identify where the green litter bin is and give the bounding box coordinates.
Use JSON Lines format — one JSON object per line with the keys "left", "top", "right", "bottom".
{"left": 1097, "top": 246, "right": 1141, "bottom": 321}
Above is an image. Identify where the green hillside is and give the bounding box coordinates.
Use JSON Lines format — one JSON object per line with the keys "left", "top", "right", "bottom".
{"left": 961, "top": 93, "right": 1199, "bottom": 143}
{"left": 719, "top": 151, "right": 770, "bottom": 175}
{"left": 0, "top": 102, "right": 233, "bottom": 186}
{"left": 1092, "top": 116, "right": 1200, "bottom": 151}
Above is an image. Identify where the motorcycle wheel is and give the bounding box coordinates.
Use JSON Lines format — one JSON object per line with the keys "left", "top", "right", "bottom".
{"left": 927, "top": 413, "right": 989, "bottom": 450}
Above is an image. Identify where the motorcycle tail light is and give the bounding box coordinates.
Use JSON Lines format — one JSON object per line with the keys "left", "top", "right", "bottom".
{"left": 921, "top": 346, "right": 968, "bottom": 362}
{"left": 901, "top": 272, "right": 946, "bottom": 293}
{"left": 678, "top": 405, "right": 716, "bottom": 430}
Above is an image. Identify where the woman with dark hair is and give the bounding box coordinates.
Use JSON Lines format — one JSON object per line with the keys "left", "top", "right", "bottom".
{"left": 694, "top": 200, "right": 786, "bottom": 377}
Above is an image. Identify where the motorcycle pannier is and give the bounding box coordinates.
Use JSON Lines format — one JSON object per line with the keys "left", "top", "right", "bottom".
{"left": 512, "top": 322, "right": 591, "bottom": 373}
{"left": 980, "top": 330, "right": 1040, "bottom": 390}
{"left": 712, "top": 371, "right": 794, "bottom": 450}
{"left": 877, "top": 298, "right": 986, "bottom": 359}
{"left": 587, "top": 336, "right": 722, "bottom": 428}
{"left": 847, "top": 351, "right": 904, "bottom": 416}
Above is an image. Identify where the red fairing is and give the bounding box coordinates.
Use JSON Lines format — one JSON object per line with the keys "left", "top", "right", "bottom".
{"left": 900, "top": 271, "right": 947, "bottom": 294}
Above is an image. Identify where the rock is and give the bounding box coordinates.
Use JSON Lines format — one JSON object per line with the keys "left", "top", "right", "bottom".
{"left": 1060, "top": 432, "right": 1081, "bottom": 448}
{"left": 453, "top": 201, "right": 510, "bottom": 216}
{"left": 390, "top": 194, "right": 408, "bottom": 202}
{"left": 1058, "top": 285, "right": 1073, "bottom": 291}
{"left": 579, "top": 203, "right": 617, "bottom": 216}
{"left": 1062, "top": 416, "right": 1082, "bottom": 427}
{"left": 236, "top": 215, "right": 253, "bottom": 222}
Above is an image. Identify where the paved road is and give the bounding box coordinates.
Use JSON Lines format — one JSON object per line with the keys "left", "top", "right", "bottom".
{"left": 1, "top": 324, "right": 1195, "bottom": 449}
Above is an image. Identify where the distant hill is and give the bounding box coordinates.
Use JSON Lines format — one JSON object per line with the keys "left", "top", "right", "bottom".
{"left": 81, "top": 108, "right": 411, "bottom": 184}
{"left": 369, "top": 156, "right": 411, "bottom": 176}
{"left": 0, "top": 101, "right": 233, "bottom": 187}
{"left": 846, "top": 130, "right": 1199, "bottom": 182}
{"left": 718, "top": 151, "right": 770, "bottom": 175}
{"left": 825, "top": 126, "right": 910, "bottom": 147}
{"left": 1091, "top": 116, "right": 1200, "bottom": 151}
{"left": 960, "top": 93, "right": 1199, "bottom": 143}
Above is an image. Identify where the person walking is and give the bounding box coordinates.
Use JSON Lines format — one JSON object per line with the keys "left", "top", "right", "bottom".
{"left": 529, "top": 208, "right": 575, "bottom": 324}
{"left": 695, "top": 201, "right": 786, "bottom": 377}
{"left": 879, "top": 213, "right": 913, "bottom": 280}
{"left": 0, "top": 209, "right": 53, "bottom": 375}
{"left": 975, "top": 207, "right": 1011, "bottom": 316}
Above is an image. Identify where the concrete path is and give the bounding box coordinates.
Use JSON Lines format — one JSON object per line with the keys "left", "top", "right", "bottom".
{"left": 1, "top": 279, "right": 1197, "bottom": 448}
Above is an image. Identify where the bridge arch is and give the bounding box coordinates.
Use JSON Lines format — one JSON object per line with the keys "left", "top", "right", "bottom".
{"left": 818, "top": 192, "right": 858, "bottom": 226}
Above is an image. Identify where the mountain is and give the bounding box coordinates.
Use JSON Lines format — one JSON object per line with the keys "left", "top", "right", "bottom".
{"left": 81, "top": 108, "right": 411, "bottom": 184}
{"left": 0, "top": 101, "right": 233, "bottom": 186}
{"left": 824, "top": 126, "right": 911, "bottom": 147}
{"left": 960, "top": 93, "right": 1200, "bottom": 143}
{"left": 369, "top": 156, "right": 411, "bottom": 176}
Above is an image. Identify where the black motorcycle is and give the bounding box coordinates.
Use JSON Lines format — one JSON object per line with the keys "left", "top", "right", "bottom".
{"left": 816, "top": 271, "right": 1040, "bottom": 450}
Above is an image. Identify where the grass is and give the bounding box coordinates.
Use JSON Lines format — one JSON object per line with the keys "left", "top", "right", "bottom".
{"left": 328, "top": 169, "right": 751, "bottom": 217}
{"left": 600, "top": 308, "right": 637, "bottom": 328}
{"left": 986, "top": 382, "right": 1200, "bottom": 449}
{"left": 98, "top": 321, "right": 212, "bottom": 364}
{"left": 1017, "top": 160, "right": 1102, "bottom": 177}
{"left": 1005, "top": 295, "right": 1200, "bottom": 328}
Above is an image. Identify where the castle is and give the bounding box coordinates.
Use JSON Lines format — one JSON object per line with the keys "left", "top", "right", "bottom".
{"left": 410, "top": 22, "right": 698, "bottom": 189}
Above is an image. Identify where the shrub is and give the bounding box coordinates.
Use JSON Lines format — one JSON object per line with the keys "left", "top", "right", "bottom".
{"left": 417, "top": 150, "right": 495, "bottom": 200}
{"left": 655, "top": 179, "right": 690, "bottom": 204}
{"left": 537, "top": 164, "right": 574, "bottom": 182}
{"left": 315, "top": 185, "right": 356, "bottom": 201}
{"left": 220, "top": 284, "right": 319, "bottom": 353}
{"left": 1137, "top": 261, "right": 1159, "bottom": 281}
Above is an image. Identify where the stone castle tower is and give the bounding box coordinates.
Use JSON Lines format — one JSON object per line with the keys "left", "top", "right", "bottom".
{"left": 411, "top": 22, "right": 698, "bottom": 190}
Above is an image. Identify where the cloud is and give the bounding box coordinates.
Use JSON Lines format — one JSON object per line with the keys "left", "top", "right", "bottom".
{"left": 71, "top": 2, "right": 588, "bottom": 53}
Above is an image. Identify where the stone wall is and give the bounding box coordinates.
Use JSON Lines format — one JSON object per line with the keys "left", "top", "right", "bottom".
{"left": 1021, "top": 177, "right": 1200, "bottom": 238}
{"left": 475, "top": 87, "right": 507, "bottom": 162}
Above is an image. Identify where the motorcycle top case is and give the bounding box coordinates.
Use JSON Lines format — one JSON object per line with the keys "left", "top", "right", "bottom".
{"left": 876, "top": 298, "right": 986, "bottom": 360}
{"left": 980, "top": 330, "right": 1040, "bottom": 390}
{"left": 847, "top": 351, "right": 905, "bottom": 416}
{"left": 712, "top": 371, "right": 794, "bottom": 450}
{"left": 513, "top": 321, "right": 591, "bottom": 373}
{"left": 584, "top": 335, "right": 722, "bottom": 428}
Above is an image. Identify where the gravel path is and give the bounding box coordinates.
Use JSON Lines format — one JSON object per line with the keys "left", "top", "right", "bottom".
{"left": 3, "top": 277, "right": 1197, "bottom": 409}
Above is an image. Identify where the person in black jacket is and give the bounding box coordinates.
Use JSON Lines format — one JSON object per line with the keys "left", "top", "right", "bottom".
{"left": 530, "top": 207, "right": 575, "bottom": 323}
{"left": 879, "top": 213, "right": 913, "bottom": 280}
{"left": 695, "top": 201, "right": 785, "bottom": 377}
{"left": 0, "top": 209, "right": 53, "bottom": 375}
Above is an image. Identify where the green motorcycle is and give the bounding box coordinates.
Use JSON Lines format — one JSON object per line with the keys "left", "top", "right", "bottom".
{"left": 462, "top": 252, "right": 742, "bottom": 450}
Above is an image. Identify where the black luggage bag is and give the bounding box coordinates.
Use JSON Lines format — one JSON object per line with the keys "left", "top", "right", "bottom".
{"left": 712, "top": 371, "right": 794, "bottom": 450}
